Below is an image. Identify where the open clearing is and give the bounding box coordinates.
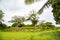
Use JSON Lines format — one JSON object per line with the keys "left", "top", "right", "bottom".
{"left": 0, "top": 30, "right": 60, "bottom": 40}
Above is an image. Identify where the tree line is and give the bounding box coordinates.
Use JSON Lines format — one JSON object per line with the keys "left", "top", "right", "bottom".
{"left": 0, "top": 10, "right": 55, "bottom": 30}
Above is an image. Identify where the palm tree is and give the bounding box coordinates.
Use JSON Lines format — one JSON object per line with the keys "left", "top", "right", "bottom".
{"left": 25, "top": 0, "right": 60, "bottom": 24}
{"left": 26, "top": 10, "right": 39, "bottom": 26}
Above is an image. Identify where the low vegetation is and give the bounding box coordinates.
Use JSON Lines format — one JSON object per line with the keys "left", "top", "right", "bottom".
{"left": 0, "top": 29, "right": 60, "bottom": 40}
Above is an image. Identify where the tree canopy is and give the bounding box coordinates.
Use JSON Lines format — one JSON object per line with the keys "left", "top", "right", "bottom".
{"left": 9, "top": 16, "right": 25, "bottom": 27}
{"left": 52, "top": 0, "right": 60, "bottom": 24}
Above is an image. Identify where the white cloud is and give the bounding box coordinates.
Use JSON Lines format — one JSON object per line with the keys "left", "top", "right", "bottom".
{"left": 40, "top": 6, "right": 55, "bottom": 23}
{"left": 0, "top": 0, "right": 56, "bottom": 26}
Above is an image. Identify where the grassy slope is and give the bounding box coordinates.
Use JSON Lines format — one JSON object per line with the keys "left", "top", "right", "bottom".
{"left": 0, "top": 29, "right": 60, "bottom": 40}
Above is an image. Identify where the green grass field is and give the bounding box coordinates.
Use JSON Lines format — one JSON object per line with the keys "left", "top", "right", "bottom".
{"left": 0, "top": 29, "right": 60, "bottom": 40}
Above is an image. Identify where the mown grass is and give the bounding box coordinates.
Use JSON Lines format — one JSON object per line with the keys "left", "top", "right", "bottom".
{"left": 0, "top": 29, "right": 60, "bottom": 40}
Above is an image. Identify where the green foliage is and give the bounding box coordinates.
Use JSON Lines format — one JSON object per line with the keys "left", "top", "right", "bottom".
{"left": 0, "top": 10, "right": 6, "bottom": 29}
{"left": 50, "top": 0, "right": 58, "bottom": 5}
{"left": 39, "top": 22, "right": 55, "bottom": 29}
{"left": 0, "top": 22, "right": 7, "bottom": 29}
{"left": 0, "top": 10, "right": 4, "bottom": 21}
{"left": 44, "top": 22, "right": 55, "bottom": 28}
{"left": 25, "top": 0, "right": 34, "bottom": 4}
{"left": 25, "top": 0, "right": 39, "bottom": 5}
{"left": 12, "top": 23, "right": 18, "bottom": 27}
{"left": 52, "top": 0, "right": 60, "bottom": 24}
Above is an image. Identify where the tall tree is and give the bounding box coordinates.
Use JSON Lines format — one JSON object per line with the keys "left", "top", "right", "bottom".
{"left": 9, "top": 16, "right": 25, "bottom": 27}
{"left": 0, "top": 10, "right": 7, "bottom": 29}
{"left": 52, "top": 0, "right": 60, "bottom": 24}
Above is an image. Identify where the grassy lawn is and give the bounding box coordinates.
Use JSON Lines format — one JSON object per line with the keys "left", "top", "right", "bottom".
{"left": 0, "top": 30, "right": 60, "bottom": 40}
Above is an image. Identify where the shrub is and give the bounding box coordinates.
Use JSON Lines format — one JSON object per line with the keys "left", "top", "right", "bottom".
{"left": 0, "top": 22, "right": 7, "bottom": 29}
{"left": 12, "top": 23, "right": 18, "bottom": 27}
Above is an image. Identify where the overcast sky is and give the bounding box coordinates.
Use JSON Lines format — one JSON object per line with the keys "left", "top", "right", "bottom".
{"left": 0, "top": 0, "right": 56, "bottom": 26}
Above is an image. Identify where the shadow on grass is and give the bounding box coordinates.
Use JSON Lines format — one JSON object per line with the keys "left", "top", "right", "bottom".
{"left": 32, "top": 30, "right": 60, "bottom": 40}
{"left": 53, "top": 31, "right": 60, "bottom": 40}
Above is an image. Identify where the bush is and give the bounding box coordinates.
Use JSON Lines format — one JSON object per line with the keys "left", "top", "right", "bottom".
{"left": 0, "top": 22, "right": 7, "bottom": 29}
{"left": 12, "top": 23, "right": 18, "bottom": 27}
